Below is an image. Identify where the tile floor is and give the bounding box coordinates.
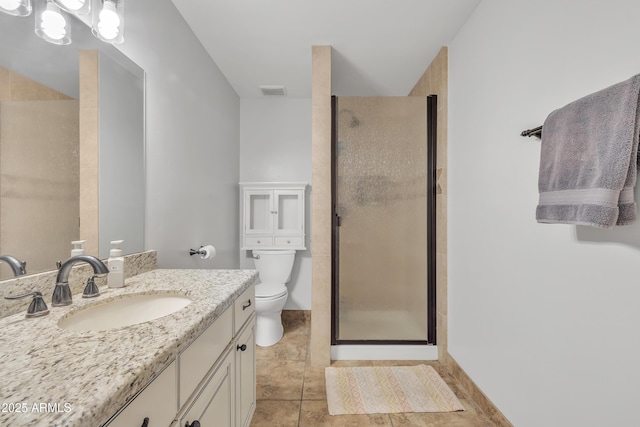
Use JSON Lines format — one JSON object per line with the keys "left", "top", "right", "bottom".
{"left": 251, "top": 311, "right": 495, "bottom": 427}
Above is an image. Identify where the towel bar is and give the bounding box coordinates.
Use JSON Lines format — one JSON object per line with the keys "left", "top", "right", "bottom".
{"left": 521, "top": 126, "right": 542, "bottom": 138}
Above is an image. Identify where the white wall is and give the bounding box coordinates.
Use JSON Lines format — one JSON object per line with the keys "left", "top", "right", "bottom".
{"left": 239, "top": 97, "right": 312, "bottom": 309}
{"left": 449, "top": 1, "right": 640, "bottom": 426}
{"left": 117, "top": 0, "right": 241, "bottom": 268}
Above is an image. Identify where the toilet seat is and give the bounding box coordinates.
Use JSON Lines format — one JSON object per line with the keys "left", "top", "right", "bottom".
{"left": 255, "top": 283, "right": 287, "bottom": 300}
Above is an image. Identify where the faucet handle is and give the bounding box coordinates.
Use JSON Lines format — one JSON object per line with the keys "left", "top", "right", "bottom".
{"left": 19, "top": 261, "right": 27, "bottom": 275}
{"left": 4, "top": 291, "right": 50, "bottom": 318}
{"left": 56, "top": 260, "right": 62, "bottom": 269}
{"left": 82, "top": 275, "right": 100, "bottom": 298}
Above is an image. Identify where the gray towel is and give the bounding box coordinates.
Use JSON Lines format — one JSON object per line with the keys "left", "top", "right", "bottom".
{"left": 536, "top": 74, "right": 640, "bottom": 227}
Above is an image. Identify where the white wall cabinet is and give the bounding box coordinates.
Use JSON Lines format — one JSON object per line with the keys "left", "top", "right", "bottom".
{"left": 103, "top": 284, "right": 256, "bottom": 427}
{"left": 240, "top": 182, "right": 307, "bottom": 250}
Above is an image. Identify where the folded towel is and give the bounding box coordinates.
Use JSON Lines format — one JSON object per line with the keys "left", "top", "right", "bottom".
{"left": 536, "top": 74, "right": 640, "bottom": 227}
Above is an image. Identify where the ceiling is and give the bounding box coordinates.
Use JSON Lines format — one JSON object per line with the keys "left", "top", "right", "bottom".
{"left": 169, "top": 0, "right": 481, "bottom": 98}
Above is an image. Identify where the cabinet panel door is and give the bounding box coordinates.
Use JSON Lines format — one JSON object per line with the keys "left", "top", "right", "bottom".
{"left": 180, "top": 351, "right": 234, "bottom": 427}
{"left": 273, "top": 190, "right": 304, "bottom": 235}
{"left": 245, "top": 190, "right": 274, "bottom": 234}
{"left": 104, "top": 360, "right": 176, "bottom": 427}
{"left": 236, "top": 319, "right": 256, "bottom": 427}
{"left": 179, "top": 307, "right": 232, "bottom": 406}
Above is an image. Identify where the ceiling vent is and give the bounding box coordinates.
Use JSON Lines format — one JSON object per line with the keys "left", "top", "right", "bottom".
{"left": 259, "top": 85, "right": 287, "bottom": 96}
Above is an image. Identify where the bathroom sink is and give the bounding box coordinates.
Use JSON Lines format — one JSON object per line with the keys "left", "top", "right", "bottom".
{"left": 58, "top": 293, "right": 192, "bottom": 332}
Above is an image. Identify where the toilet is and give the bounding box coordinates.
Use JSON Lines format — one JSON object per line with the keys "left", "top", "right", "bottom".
{"left": 253, "top": 249, "right": 296, "bottom": 347}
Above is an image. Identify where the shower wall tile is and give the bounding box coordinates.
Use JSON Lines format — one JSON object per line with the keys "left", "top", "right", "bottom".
{"left": 311, "top": 109, "right": 332, "bottom": 258}
{"left": 0, "top": 67, "right": 10, "bottom": 100}
{"left": 0, "top": 67, "right": 80, "bottom": 279}
{"left": 309, "top": 312, "right": 331, "bottom": 366}
{"left": 310, "top": 45, "right": 332, "bottom": 367}
{"left": 79, "top": 51, "right": 100, "bottom": 256}
{"left": 311, "top": 255, "right": 331, "bottom": 316}
{"left": 312, "top": 46, "right": 332, "bottom": 108}
{"left": 409, "top": 46, "right": 449, "bottom": 358}
{"left": 2, "top": 67, "right": 72, "bottom": 101}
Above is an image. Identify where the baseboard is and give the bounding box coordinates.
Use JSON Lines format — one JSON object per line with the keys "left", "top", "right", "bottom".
{"left": 444, "top": 352, "right": 513, "bottom": 427}
{"left": 331, "top": 344, "right": 438, "bottom": 360}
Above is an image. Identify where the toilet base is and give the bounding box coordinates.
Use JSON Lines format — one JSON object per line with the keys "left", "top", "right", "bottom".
{"left": 255, "top": 311, "right": 284, "bottom": 347}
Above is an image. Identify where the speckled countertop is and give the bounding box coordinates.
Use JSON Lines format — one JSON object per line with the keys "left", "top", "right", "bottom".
{"left": 0, "top": 268, "right": 258, "bottom": 427}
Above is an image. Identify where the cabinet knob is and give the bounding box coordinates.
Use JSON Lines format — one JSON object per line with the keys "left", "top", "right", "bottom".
{"left": 257, "top": 240, "right": 261, "bottom": 244}
{"left": 242, "top": 299, "right": 252, "bottom": 310}
{"left": 185, "top": 421, "right": 201, "bottom": 427}
{"left": 237, "top": 344, "right": 247, "bottom": 351}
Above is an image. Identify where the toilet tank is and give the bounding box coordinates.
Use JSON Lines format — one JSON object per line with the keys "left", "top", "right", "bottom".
{"left": 252, "top": 249, "right": 296, "bottom": 284}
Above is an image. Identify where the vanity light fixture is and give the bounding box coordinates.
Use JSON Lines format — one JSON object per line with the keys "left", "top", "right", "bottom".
{"left": 0, "top": 0, "right": 124, "bottom": 45}
{"left": 53, "top": 0, "right": 89, "bottom": 15}
{"left": 0, "top": 0, "right": 31, "bottom": 16}
{"left": 35, "top": 0, "right": 71, "bottom": 45}
{"left": 91, "top": 0, "right": 123, "bottom": 44}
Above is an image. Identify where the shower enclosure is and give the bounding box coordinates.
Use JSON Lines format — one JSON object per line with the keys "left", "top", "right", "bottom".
{"left": 331, "top": 95, "right": 437, "bottom": 350}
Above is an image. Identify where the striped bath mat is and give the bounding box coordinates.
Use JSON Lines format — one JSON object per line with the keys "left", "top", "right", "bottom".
{"left": 325, "top": 365, "right": 465, "bottom": 415}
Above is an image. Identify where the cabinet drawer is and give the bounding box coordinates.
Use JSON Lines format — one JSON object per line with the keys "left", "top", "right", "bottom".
{"left": 105, "top": 360, "right": 176, "bottom": 427}
{"left": 274, "top": 236, "right": 304, "bottom": 247}
{"left": 243, "top": 236, "right": 273, "bottom": 247}
{"left": 234, "top": 285, "right": 255, "bottom": 333}
{"left": 179, "top": 306, "right": 232, "bottom": 407}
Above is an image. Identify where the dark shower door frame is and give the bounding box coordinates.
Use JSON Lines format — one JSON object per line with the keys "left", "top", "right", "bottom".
{"left": 330, "top": 95, "right": 437, "bottom": 346}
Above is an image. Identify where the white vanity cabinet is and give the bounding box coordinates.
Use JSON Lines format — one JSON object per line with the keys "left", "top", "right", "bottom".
{"left": 103, "top": 360, "right": 177, "bottom": 427}
{"left": 179, "top": 348, "right": 235, "bottom": 427}
{"left": 240, "top": 182, "right": 307, "bottom": 250}
{"left": 103, "top": 284, "right": 256, "bottom": 427}
{"left": 235, "top": 321, "right": 256, "bottom": 427}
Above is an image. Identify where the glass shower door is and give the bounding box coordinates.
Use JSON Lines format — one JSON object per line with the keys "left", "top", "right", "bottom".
{"left": 333, "top": 96, "right": 434, "bottom": 343}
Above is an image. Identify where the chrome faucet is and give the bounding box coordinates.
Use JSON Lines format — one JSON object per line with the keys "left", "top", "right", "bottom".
{"left": 0, "top": 255, "right": 27, "bottom": 277}
{"left": 52, "top": 255, "right": 108, "bottom": 306}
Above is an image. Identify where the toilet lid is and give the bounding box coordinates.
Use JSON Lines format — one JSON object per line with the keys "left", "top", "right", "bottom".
{"left": 255, "top": 283, "right": 287, "bottom": 299}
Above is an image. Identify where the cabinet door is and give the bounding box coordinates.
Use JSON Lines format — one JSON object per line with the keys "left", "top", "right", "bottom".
{"left": 104, "top": 360, "right": 177, "bottom": 427}
{"left": 235, "top": 318, "right": 256, "bottom": 427}
{"left": 273, "top": 190, "right": 304, "bottom": 235}
{"left": 179, "top": 306, "right": 232, "bottom": 407}
{"left": 244, "top": 190, "right": 274, "bottom": 235}
{"left": 179, "top": 350, "right": 234, "bottom": 427}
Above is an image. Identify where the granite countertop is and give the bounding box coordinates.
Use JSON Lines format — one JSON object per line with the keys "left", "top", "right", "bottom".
{"left": 0, "top": 268, "right": 258, "bottom": 427}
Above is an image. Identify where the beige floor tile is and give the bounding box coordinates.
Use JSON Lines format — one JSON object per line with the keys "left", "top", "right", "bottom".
{"left": 299, "top": 400, "right": 393, "bottom": 427}
{"left": 251, "top": 400, "right": 301, "bottom": 427}
{"left": 256, "top": 332, "right": 309, "bottom": 361}
{"left": 389, "top": 411, "right": 492, "bottom": 427}
{"left": 302, "top": 364, "right": 326, "bottom": 400}
{"left": 282, "top": 310, "right": 311, "bottom": 336}
{"left": 255, "top": 319, "right": 499, "bottom": 426}
{"left": 329, "top": 360, "right": 373, "bottom": 368}
{"left": 257, "top": 359, "right": 306, "bottom": 400}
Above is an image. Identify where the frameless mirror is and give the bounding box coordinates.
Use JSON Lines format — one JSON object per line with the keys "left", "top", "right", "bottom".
{"left": 0, "top": 9, "right": 145, "bottom": 283}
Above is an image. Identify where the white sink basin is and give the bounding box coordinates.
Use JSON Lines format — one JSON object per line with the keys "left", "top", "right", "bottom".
{"left": 58, "top": 293, "right": 192, "bottom": 332}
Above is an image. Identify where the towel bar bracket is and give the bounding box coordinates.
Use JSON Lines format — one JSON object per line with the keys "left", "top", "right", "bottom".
{"left": 521, "top": 126, "right": 543, "bottom": 138}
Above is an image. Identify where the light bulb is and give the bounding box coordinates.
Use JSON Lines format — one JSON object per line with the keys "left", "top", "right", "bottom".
{"left": 97, "top": 0, "right": 120, "bottom": 40}
{"left": 99, "top": 0, "right": 119, "bottom": 25}
{"left": 41, "top": 5, "right": 67, "bottom": 40}
{"left": 58, "top": 0, "right": 84, "bottom": 11}
{"left": 0, "top": 0, "right": 21, "bottom": 11}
